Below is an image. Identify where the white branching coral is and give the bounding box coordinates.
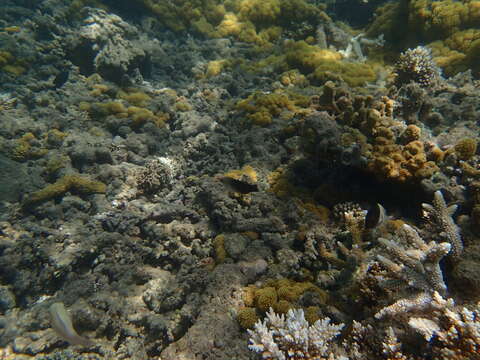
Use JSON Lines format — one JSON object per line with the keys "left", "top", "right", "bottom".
{"left": 248, "top": 308, "right": 345, "bottom": 360}
{"left": 375, "top": 224, "right": 451, "bottom": 318}
{"left": 422, "top": 190, "right": 463, "bottom": 261}
{"left": 408, "top": 291, "right": 480, "bottom": 359}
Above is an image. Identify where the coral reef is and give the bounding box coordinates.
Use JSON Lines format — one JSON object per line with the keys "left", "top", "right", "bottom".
{"left": 367, "top": 0, "right": 480, "bottom": 77}
{"left": 1, "top": 1, "right": 480, "bottom": 360}
{"left": 65, "top": 8, "right": 149, "bottom": 82}
{"left": 135, "top": 157, "right": 173, "bottom": 194}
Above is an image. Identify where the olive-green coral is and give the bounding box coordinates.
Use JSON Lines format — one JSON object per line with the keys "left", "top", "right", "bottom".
{"left": 284, "top": 41, "right": 378, "bottom": 87}
{"left": 24, "top": 175, "right": 107, "bottom": 207}
{"left": 366, "top": 0, "right": 480, "bottom": 76}
{"left": 454, "top": 138, "right": 477, "bottom": 160}
{"left": 236, "top": 90, "right": 308, "bottom": 126}
{"left": 255, "top": 287, "right": 278, "bottom": 312}
{"left": 237, "top": 307, "right": 259, "bottom": 329}
{"left": 11, "top": 133, "right": 48, "bottom": 161}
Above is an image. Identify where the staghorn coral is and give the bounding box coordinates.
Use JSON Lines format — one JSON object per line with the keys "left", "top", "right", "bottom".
{"left": 248, "top": 307, "right": 345, "bottom": 360}
{"left": 375, "top": 223, "right": 451, "bottom": 318}
{"left": 421, "top": 190, "right": 463, "bottom": 261}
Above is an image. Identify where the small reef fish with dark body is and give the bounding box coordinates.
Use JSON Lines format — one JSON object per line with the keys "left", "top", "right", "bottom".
{"left": 365, "top": 203, "right": 386, "bottom": 229}
{"left": 219, "top": 176, "right": 259, "bottom": 194}
{"left": 52, "top": 70, "right": 69, "bottom": 89}
{"left": 49, "top": 302, "right": 95, "bottom": 347}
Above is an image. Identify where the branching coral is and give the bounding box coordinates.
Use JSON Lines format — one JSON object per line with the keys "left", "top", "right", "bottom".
{"left": 408, "top": 292, "right": 480, "bottom": 359}
{"left": 422, "top": 190, "right": 463, "bottom": 261}
{"left": 316, "top": 82, "right": 439, "bottom": 183}
{"left": 375, "top": 223, "right": 451, "bottom": 318}
{"left": 135, "top": 158, "right": 173, "bottom": 194}
{"left": 394, "top": 46, "right": 441, "bottom": 87}
{"left": 248, "top": 308, "right": 345, "bottom": 360}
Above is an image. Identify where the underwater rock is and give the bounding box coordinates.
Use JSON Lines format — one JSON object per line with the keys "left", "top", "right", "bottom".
{"left": 66, "top": 8, "right": 150, "bottom": 83}
{"left": 0, "top": 154, "right": 39, "bottom": 202}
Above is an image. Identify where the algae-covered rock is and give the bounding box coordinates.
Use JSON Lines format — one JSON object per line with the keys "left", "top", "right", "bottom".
{"left": 23, "top": 174, "right": 107, "bottom": 207}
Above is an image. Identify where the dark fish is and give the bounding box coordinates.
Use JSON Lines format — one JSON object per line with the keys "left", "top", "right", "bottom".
{"left": 53, "top": 70, "right": 69, "bottom": 89}
{"left": 220, "top": 177, "right": 258, "bottom": 194}
{"left": 365, "top": 203, "right": 386, "bottom": 229}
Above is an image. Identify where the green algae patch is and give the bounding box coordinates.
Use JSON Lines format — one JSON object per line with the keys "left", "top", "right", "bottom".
{"left": 24, "top": 175, "right": 107, "bottom": 207}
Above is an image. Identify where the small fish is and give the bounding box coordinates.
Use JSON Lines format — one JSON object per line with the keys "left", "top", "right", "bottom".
{"left": 365, "top": 203, "right": 386, "bottom": 229}
{"left": 49, "top": 302, "right": 94, "bottom": 347}
{"left": 219, "top": 176, "right": 258, "bottom": 194}
{"left": 52, "top": 70, "right": 69, "bottom": 89}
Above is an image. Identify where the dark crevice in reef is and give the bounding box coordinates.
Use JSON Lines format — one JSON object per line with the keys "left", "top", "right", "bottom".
{"left": 290, "top": 158, "right": 433, "bottom": 219}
